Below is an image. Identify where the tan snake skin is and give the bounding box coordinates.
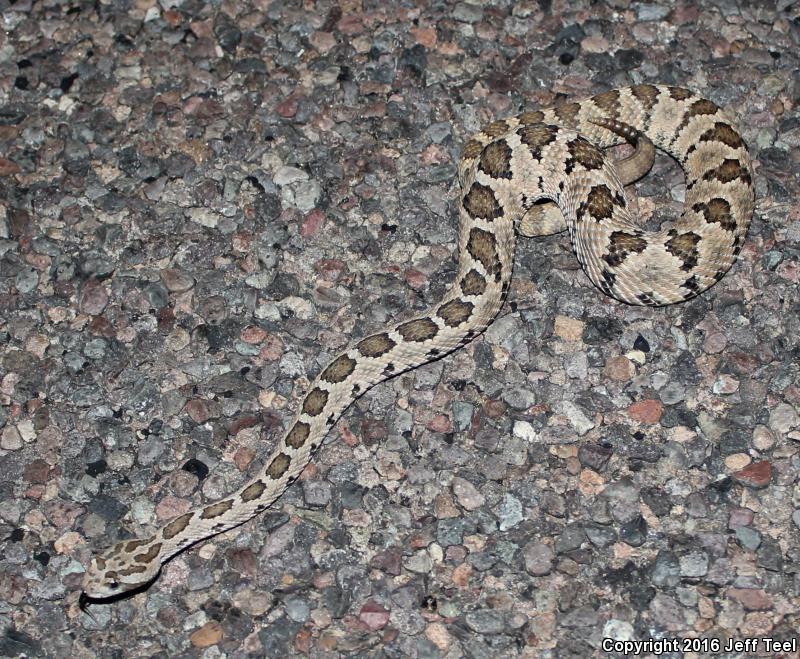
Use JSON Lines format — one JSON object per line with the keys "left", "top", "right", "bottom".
{"left": 80, "top": 84, "right": 754, "bottom": 605}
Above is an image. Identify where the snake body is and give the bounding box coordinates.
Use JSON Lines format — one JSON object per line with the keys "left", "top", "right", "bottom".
{"left": 81, "top": 85, "right": 753, "bottom": 604}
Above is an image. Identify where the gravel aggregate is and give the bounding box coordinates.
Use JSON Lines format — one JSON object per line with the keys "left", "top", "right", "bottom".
{"left": 0, "top": 0, "right": 799, "bottom": 657}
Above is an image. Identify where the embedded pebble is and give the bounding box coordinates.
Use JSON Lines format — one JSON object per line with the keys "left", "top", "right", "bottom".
{"left": 735, "top": 526, "right": 762, "bottom": 551}
{"left": 769, "top": 403, "right": 798, "bottom": 434}
{"left": 79, "top": 280, "right": 109, "bottom": 316}
{"left": 302, "top": 480, "right": 332, "bottom": 507}
{"left": 679, "top": 551, "right": 709, "bottom": 577}
{"left": 451, "top": 477, "right": 485, "bottom": 510}
{"left": 733, "top": 461, "right": 773, "bottom": 489}
{"left": 496, "top": 494, "right": 523, "bottom": 531}
{"left": 559, "top": 400, "right": 595, "bottom": 435}
{"left": 1, "top": 426, "right": 23, "bottom": 451}
{"left": 523, "top": 541, "right": 555, "bottom": 576}
{"left": 285, "top": 597, "right": 311, "bottom": 623}
{"left": 464, "top": 610, "right": 504, "bottom": 634}
{"left": 359, "top": 601, "right": 390, "bottom": 631}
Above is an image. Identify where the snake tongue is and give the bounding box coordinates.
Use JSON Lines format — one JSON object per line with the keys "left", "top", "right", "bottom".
{"left": 78, "top": 592, "right": 98, "bottom": 623}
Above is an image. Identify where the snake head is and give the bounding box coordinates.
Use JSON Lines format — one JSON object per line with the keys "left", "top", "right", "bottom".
{"left": 81, "top": 538, "right": 162, "bottom": 603}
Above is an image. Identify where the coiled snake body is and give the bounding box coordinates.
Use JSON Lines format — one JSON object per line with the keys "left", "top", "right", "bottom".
{"left": 81, "top": 85, "right": 754, "bottom": 605}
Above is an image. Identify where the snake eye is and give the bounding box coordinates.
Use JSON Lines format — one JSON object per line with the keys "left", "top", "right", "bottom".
{"left": 108, "top": 580, "right": 120, "bottom": 590}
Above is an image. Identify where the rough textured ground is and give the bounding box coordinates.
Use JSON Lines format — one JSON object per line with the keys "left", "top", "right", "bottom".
{"left": 0, "top": 0, "right": 799, "bottom": 657}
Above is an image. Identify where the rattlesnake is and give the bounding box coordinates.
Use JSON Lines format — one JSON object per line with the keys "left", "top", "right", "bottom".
{"left": 80, "top": 84, "right": 754, "bottom": 607}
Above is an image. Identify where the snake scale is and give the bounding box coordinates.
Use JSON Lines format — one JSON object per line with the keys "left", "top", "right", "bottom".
{"left": 80, "top": 84, "right": 754, "bottom": 607}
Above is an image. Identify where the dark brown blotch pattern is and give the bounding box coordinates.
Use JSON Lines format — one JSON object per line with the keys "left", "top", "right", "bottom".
{"left": 241, "top": 479, "right": 266, "bottom": 502}
{"left": 577, "top": 184, "right": 623, "bottom": 222}
{"left": 518, "top": 110, "right": 544, "bottom": 125}
{"left": 693, "top": 197, "right": 736, "bottom": 232}
{"left": 118, "top": 564, "right": 148, "bottom": 576}
{"left": 124, "top": 539, "right": 148, "bottom": 553}
{"left": 461, "top": 269, "right": 487, "bottom": 296}
{"left": 703, "top": 158, "right": 751, "bottom": 185}
{"left": 467, "top": 227, "right": 499, "bottom": 274}
{"left": 162, "top": 513, "right": 194, "bottom": 540}
{"left": 438, "top": 299, "right": 474, "bottom": 328}
{"left": 630, "top": 84, "right": 660, "bottom": 110}
{"left": 478, "top": 140, "right": 513, "bottom": 180}
{"left": 599, "top": 268, "right": 617, "bottom": 295}
{"left": 637, "top": 291, "right": 659, "bottom": 306}
{"left": 566, "top": 137, "right": 604, "bottom": 172}
{"left": 483, "top": 119, "right": 511, "bottom": 139}
{"left": 699, "top": 123, "right": 744, "bottom": 150}
{"left": 518, "top": 124, "right": 557, "bottom": 159}
{"left": 285, "top": 421, "right": 311, "bottom": 449}
{"left": 267, "top": 452, "right": 291, "bottom": 479}
{"left": 683, "top": 275, "right": 702, "bottom": 295}
{"left": 463, "top": 181, "right": 503, "bottom": 220}
{"left": 554, "top": 102, "right": 581, "bottom": 125}
{"left": 320, "top": 354, "right": 357, "bottom": 383}
{"left": 200, "top": 499, "right": 234, "bottom": 519}
{"left": 666, "top": 231, "right": 702, "bottom": 272}
{"left": 397, "top": 318, "right": 439, "bottom": 342}
{"left": 463, "top": 139, "right": 484, "bottom": 160}
{"left": 357, "top": 332, "right": 396, "bottom": 358}
{"left": 303, "top": 387, "right": 329, "bottom": 417}
{"left": 134, "top": 542, "right": 162, "bottom": 564}
{"left": 603, "top": 231, "right": 648, "bottom": 267}
{"left": 592, "top": 89, "right": 621, "bottom": 117}
{"left": 673, "top": 98, "right": 721, "bottom": 145}
{"left": 686, "top": 98, "right": 718, "bottom": 117}
{"left": 669, "top": 87, "right": 694, "bottom": 101}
